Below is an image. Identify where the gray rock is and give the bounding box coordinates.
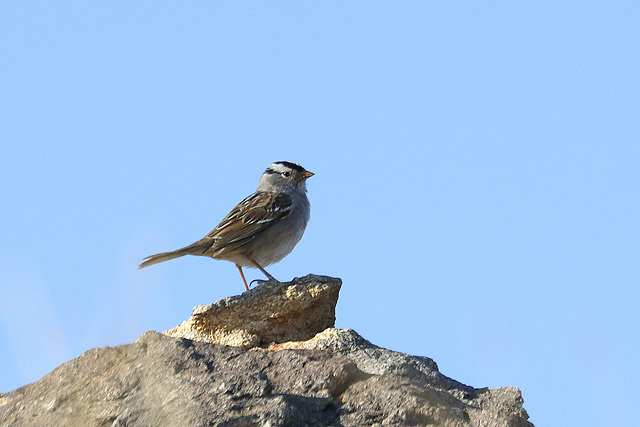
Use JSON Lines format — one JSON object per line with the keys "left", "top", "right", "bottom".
{"left": 1, "top": 332, "right": 349, "bottom": 426}
{"left": 272, "top": 328, "right": 531, "bottom": 426}
{"left": 0, "top": 275, "right": 533, "bottom": 426}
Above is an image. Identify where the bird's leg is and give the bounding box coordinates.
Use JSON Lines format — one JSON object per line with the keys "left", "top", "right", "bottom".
{"left": 250, "top": 259, "right": 278, "bottom": 282}
{"left": 236, "top": 265, "right": 250, "bottom": 292}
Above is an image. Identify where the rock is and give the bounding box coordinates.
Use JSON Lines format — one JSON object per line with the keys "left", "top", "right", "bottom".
{"left": 0, "top": 275, "right": 533, "bottom": 426}
{"left": 165, "top": 274, "right": 341, "bottom": 347}
{"left": 273, "top": 328, "right": 531, "bottom": 426}
{"left": 0, "top": 331, "right": 356, "bottom": 426}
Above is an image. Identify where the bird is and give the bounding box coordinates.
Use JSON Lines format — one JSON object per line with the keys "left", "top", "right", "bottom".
{"left": 139, "top": 161, "right": 313, "bottom": 292}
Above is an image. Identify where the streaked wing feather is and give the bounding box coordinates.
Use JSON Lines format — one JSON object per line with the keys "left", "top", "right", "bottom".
{"left": 205, "top": 192, "right": 292, "bottom": 252}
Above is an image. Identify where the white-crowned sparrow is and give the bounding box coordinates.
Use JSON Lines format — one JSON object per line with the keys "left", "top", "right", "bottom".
{"left": 139, "top": 161, "right": 313, "bottom": 291}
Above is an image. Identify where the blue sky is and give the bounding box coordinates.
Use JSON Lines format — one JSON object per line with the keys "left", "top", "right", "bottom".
{"left": 1, "top": 3, "right": 638, "bottom": 425}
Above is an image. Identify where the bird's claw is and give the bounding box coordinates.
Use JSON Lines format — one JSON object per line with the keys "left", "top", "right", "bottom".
{"left": 250, "top": 278, "right": 279, "bottom": 287}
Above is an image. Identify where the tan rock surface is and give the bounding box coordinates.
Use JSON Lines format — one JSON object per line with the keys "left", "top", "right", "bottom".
{"left": 164, "top": 274, "right": 341, "bottom": 347}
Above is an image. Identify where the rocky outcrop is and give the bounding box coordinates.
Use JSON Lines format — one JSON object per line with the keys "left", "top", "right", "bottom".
{"left": 0, "top": 275, "right": 533, "bottom": 426}
{"left": 165, "top": 274, "right": 341, "bottom": 347}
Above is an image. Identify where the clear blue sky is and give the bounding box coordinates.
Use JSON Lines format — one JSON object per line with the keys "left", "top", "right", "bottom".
{"left": 1, "top": 3, "right": 638, "bottom": 425}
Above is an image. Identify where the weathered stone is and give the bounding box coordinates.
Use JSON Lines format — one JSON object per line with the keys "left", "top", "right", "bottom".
{"left": 271, "top": 328, "right": 531, "bottom": 426}
{"left": 164, "top": 274, "right": 341, "bottom": 347}
{"left": 0, "top": 275, "right": 533, "bottom": 426}
{"left": 0, "top": 332, "right": 352, "bottom": 426}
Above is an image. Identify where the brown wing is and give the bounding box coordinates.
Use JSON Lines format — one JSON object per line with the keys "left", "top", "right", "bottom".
{"left": 201, "top": 191, "right": 293, "bottom": 256}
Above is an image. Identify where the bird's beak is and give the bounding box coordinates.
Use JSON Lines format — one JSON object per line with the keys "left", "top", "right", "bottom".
{"left": 300, "top": 171, "right": 314, "bottom": 180}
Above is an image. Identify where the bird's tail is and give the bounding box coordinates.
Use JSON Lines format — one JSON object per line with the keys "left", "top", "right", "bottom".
{"left": 139, "top": 241, "right": 209, "bottom": 269}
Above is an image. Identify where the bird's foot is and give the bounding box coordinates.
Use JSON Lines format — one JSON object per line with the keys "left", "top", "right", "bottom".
{"left": 249, "top": 277, "right": 280, "bottom": 287}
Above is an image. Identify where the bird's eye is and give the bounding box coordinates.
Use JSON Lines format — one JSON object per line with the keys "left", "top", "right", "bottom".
{"left": 282, "top": 171, "right": 291, "bottom": 177}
